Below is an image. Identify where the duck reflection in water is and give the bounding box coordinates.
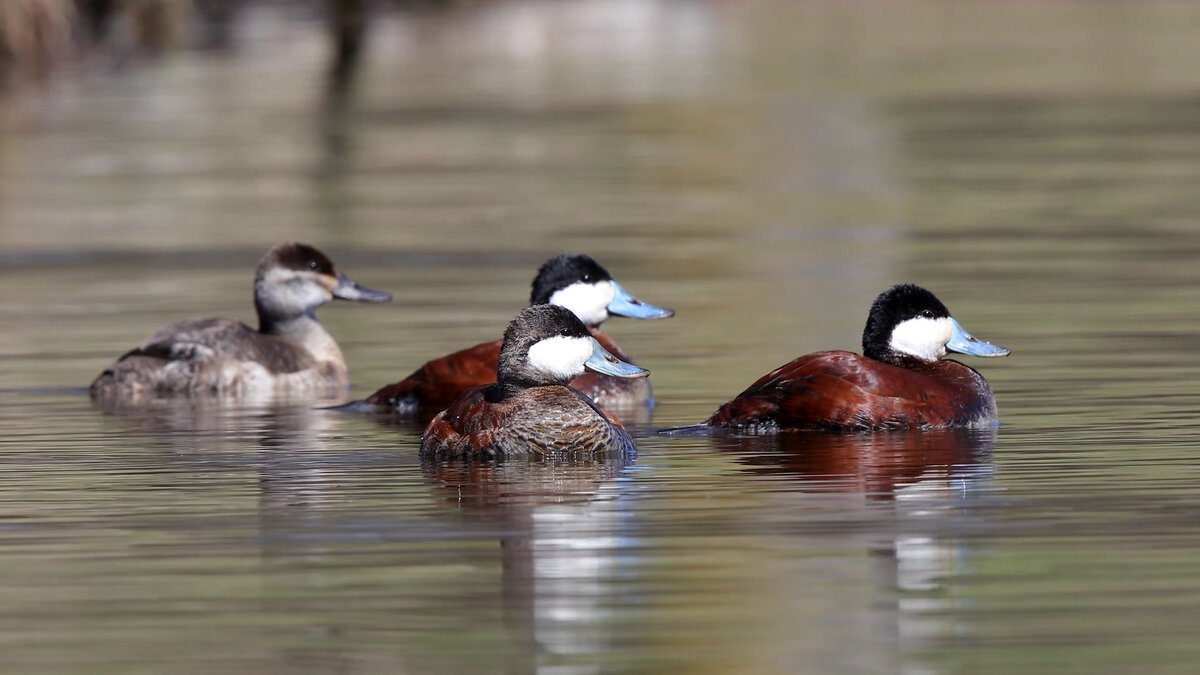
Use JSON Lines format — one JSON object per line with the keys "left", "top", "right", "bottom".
{"left": 90, "top": 394, "right": 340, "bottom": 451}
{"left": 722, "top": 427, "right": 996, "bottom": 499}
{"left": 422, "top": 452, "right": 633, "bottom": 670}
{"left": 724, "top": 427, "right": 997, "bottom": 656}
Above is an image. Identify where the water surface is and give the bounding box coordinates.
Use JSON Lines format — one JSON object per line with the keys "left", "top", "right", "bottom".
{"left": 3, "top": 2, "right": 1200, "bottom": 673}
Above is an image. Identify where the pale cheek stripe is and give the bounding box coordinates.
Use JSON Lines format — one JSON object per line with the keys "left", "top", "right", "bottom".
{"left": 257, "top": 269, "right": 332, "bottom": 314}
{"left": 526, "top": 336, "right": 593, "bottom": 379}
{"left": 548, "top": 281, "right": 614, "bottom": 326}
{"left": 889, "top": 317, "right": 951, "bottom": 361}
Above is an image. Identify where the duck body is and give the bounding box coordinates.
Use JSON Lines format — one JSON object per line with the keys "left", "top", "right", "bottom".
{"left": 706, "top": 284, "right": 1009, "bottom": 432}
{"left": 90, "top": 317, "right": 349, "bottom": 399}
{"left": 365, "top": 328, "right": 647, "bottom": 417}
{"left": 706, "top": 350, "right": 998, "bottom": 432}
{"left": 420, "top": 304, "right": 648, "bottom": 459}
{"left": 90, "top": 242, "right": 391, "bottom": 401}
{"left": 365, "top": 253, "right": 670, "bottom": 415}
{"left": 421, "top": 383, "right": 637, "bottom": 459}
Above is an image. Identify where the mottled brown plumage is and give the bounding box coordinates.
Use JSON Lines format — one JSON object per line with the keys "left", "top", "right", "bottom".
{"left": 421, "top": 383, "right": 637, "bottom": 459}
{"left": 420, "top": 305, "right": 645, "bottom": 459}
{"left": 90, "top": 242, "right": 390, "bottom": 401}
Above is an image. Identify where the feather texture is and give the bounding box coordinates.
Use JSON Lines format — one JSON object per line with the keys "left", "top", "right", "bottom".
{"left": 706, "top": 351, "right": 999, "bottom": 432}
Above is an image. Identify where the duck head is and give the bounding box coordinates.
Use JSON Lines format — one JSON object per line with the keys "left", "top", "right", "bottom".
{"left": 530, "top": 253, "right": 674, "bottom": 327}
{"left": 862, "top": 283, "right": 1009, "bottom": 364}
{"left": 253, "top": 242, "right": 391, "bottom": 329}
{"left": 497, "top": 304, "right": 649, "bottom": 390}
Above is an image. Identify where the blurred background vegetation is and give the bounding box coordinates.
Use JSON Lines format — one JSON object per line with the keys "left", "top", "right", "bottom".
{"left": 0, "top": 0, "right": 444, "bottom": 89}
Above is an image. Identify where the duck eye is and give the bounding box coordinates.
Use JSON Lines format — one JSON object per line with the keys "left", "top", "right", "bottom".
{"left": 920, "top": 309, "right": 935, "bottom": 319}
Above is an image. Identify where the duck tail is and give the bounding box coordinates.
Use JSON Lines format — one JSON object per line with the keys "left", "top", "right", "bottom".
{"left": 654, "top": 423, "right": 714, "bottom": 436}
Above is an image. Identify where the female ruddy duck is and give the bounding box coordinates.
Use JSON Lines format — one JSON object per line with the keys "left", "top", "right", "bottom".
{"left": 705, "top": 284, "right": 1010, "bottom": 432}
{"left": 420, "top": 304, "right": 648, "bottom": 459}
{"left": 90, "top": 242, "right": 391, "bottom": 400}
{"left": 364, "top": 253, "right": 672, "bottom": 416}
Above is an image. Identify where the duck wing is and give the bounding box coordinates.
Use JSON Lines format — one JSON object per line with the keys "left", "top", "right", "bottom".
{"left": 127, "top": 318, "right": 317, "bottom": 373}
{"left": 91, "top": 319, "right": 319, "bottom": 397}
{"left": 365, "top": 339, "right": 502, "bottom": 414}
{"left": 421, "top": 385, "right": 635, "bottom": 459}
{"left": 706, "top": 351, "right": 959, "bottom": 431}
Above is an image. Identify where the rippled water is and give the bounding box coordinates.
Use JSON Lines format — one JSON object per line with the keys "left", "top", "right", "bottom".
{"left": 4, "top": 1, "right": 1200, "bottom": 672}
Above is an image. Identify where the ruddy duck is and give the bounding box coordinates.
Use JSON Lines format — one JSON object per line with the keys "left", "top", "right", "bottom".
{"left": 363, "top": 253, "right": 672, "bottom": 417}
{"left": 420, "top": 304, "right": 648, "bottom": 459}
{"left": 705, "top": 284, "right": 1009, "bottom": 432}
{"left": 89, "top": 242, "right": 391, "bottom": 400}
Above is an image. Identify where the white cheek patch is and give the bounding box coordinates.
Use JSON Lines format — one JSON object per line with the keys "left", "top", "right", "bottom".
{"left": 258, "top": 268, "right": 332, "bottom": 314}
{"left": 889, "top": 317, "right": 953, "bottom": 361}
{"left": 548, "top": 281, "right": 615, "bottom": 326}
{"left": 526, "top": 335, "right": 593, "bottom": 380}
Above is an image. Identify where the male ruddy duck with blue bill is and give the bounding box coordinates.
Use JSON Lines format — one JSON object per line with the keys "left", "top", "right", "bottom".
{"left": 363, "top": 253, "right": 672, "bottom": 417}
{"left": 420, "top": 304, "right": 648, "bottom": 460}
{"left": 90, "top": 242, "right": 391, "bottom": 401}
{"left": 706, "top": 284, "right": 1009, "bottom": 432}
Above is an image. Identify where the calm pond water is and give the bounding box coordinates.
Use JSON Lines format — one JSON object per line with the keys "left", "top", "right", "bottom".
{"left": 4, "top": 1, "right": 1200, "bottom": 673}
